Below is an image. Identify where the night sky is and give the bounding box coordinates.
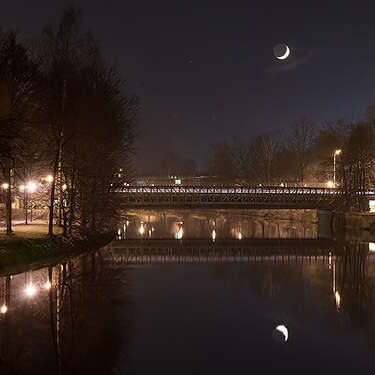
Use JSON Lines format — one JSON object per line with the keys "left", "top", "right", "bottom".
{"left": 2, "top": 1, "right": 375, "bottom": 172}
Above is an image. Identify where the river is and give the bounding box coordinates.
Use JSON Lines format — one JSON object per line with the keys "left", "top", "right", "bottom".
{"left": 0, "top": 209, "right": 375, "bottom": 374}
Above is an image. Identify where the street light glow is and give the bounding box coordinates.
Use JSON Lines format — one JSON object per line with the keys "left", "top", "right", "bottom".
{"left": 46, "top": 175, "right": 53, "bottom": 182}
{"left": 335, "top": 290, "right": 341, "bottom": 309}
{"left": 2, "top": 183, "right": 9, "bottom": 190}
{"left": 327, "top": 180, "right": 334, "bottom": 188}
{"left": 45, "top": 281, "right": 51, "bottom": 290}
{"left": 27, "top": 182, "right": 37, "bottom": 193}
{"left": 175, "top": 227, "right": 183, "bottom": 239}
{"left": 1, "top": 304, "right": 7, "bottom": 314}
{"left": 334, "top": 149, "right": 342, "bottom": 155}
{"left": 26, "top": 283, "right": 36, "bottom": 297}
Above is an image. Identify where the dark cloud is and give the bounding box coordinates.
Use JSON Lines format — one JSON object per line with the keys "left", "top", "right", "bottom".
{"left": 266, "top": 49, "right": 314, "bottom": 76}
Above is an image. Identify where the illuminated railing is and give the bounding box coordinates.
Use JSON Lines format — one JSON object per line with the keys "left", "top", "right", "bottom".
{"left": 116, "top": 185, "right": 354, "bottom": 209}
{"left": 118, "top": 186, "right": 346, "bottom": 195}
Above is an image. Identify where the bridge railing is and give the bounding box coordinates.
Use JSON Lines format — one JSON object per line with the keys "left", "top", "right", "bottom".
{"left": 117, "top": 186, "right": 346, "bottom": 195}
{"left": 116, "top": 185, "right": 356, "bottom": 209}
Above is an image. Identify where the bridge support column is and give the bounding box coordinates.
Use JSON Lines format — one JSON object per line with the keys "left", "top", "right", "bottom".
{"left": 317, "top": 209, "right": 332, "bottom": 239}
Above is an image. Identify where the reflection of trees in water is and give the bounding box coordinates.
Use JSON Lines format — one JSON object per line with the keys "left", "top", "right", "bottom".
{"left": 209, "top": 243, "right": 375, "bottom": 346}
{"left": 2, "top": 242, "right": 375, "bottom": 372}
{"left": 0, "top": 251, "right": 131, "bottom": 374}
{"left": 335, "top": 244, "right": 375, "bottom": 333}
{"left": 243, "top": 220, "right": 316, "bottom": 239}
{"left": 125, "top": 209, "right": 317, "bottom": 240}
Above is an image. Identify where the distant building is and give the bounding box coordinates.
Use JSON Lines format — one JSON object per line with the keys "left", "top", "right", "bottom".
{"left": 134, "top": 175, "right": 213, "bottom": 186}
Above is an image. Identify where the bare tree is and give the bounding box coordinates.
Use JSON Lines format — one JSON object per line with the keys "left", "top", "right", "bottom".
{"left": 341, "top": 122, "right": 375, "bottom": 210}
{"left": 289, "top": 117, "right": 316, "bottom": 183}
{"left": 207, "top": 141, "right": 236, "bottom": 184}
{"left": 229, "top": 138, "right": 252, "bottom": 183}
{"left": 0, "top": 31, "right": 42, "bottom": 234}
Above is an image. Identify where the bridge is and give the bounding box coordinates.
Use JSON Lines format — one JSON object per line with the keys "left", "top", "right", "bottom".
{"left": 118, "top": 186, "right": 360, "bottom": 210}
{"left": 106, "top": 238, "right": 339, "bottom": 264}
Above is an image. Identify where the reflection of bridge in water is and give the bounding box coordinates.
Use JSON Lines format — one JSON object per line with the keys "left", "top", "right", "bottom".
{"left": 0, "top": 241, "right": 373, "bottom": 374}
{"left": 108, "top": 239, "right": 338, "bottom": 264}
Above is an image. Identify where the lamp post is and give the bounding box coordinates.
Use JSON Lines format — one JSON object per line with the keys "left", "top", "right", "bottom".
{"left": 23, "top": 182, "right": 37, "bottom": 224}
{"left": 333, "top": 149, "right": 342, "bottom": 187}
{"left": 19, "top": 185, "right": 27, "bottom": 224}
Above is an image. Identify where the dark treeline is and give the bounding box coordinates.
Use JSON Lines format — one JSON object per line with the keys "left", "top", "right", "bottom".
{"left": 207, "top": 112, "right": 375, "bottom": 197}
{"left": 150, "top": 111, "right": 375, "bottom": 205}
{"left": 0, "top": 6, "right": 137, "bottom": 236}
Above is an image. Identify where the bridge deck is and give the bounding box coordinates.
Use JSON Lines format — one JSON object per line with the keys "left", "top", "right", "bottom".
{"left": 118, "top": 186, "right": 354, "bottom": 209}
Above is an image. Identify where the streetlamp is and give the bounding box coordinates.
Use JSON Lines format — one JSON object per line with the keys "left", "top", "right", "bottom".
{"left": 27, "top": 182, "right": 36, "bottom": 192}
{"left": 333, "top": 149, "right": 342, "bottom": 187}
{"left": 22, "top": 181, "right": 37, "bottom": 224}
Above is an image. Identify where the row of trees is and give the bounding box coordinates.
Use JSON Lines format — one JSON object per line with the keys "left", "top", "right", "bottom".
{"left": 150, "top": 114, "right": 375, "bottom": 210}
{"left": 0, "top": 7, "right": 137, "bottom": 236}
{"left": 207, "top": 115, "right": 375, "bottom": 195}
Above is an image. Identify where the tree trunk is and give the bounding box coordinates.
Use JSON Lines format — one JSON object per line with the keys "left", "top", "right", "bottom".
{"left": 62, "top": 203, "right": 67, "bottom": 237}
{"left": 48, "top": 146, "right": 61, "bottom": 237}
{"left": 5, "top": 164, "right": 12, "bottom": 234}
{"left": 68, "top": 151, "right": 77, "bottom": 235}
{"left": 91, "top": 177, "right": 96, "bottom": 233}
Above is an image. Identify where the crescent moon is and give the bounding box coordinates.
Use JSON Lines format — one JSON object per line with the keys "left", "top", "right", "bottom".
{"left": 277, "top": 45, "right": 290, "bottom": 60}
{"left": 276, "top": 325, "right": 289, "bottom": 341}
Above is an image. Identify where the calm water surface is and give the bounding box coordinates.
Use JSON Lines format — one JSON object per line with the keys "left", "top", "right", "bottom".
{"left": 1, "top": 210, "right": 375, "bottom": 374}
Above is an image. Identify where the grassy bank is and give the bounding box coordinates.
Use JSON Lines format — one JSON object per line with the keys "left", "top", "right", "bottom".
{"left": 0, "top": 224, "right": 115, "bottom": 273}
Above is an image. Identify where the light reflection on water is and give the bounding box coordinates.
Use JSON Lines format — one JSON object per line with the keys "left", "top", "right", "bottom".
{"left": 117, "top": 209, "right": 318, "bottom": 241}
{"left": 1, "top": 211, "right": 375, "bottom": 373}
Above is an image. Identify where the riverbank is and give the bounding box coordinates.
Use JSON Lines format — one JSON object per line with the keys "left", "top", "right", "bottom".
{"left": 0, "top": 223, "right": 115, "bottom": 275}
{"left": 332, "top": 212, "right": 375, "bottom": 232}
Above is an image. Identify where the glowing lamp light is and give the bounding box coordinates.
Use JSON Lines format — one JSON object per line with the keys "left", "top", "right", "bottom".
{"left": 2, "top": 183, "right": 9, "bottom": 190}
{"left": 26, "top": 283, "right": 36, "bottom": 297}
{"left": 45, "top": 281, "right": 52, "bottom": 290}
{"left": 27, "top": 182, "right": 37, "bottom": 193}
{"left": 334, "top": 149, "right": 342, "bottom": 156}
{"left": 62, "top": 184, "right": 67, "bottom": 191}
{"left": 335, "top": 291, "right": 341, "bottom": 309}
{"left": 369, "top": 243, "right": 375, "bottom": 252}
{"left": 1, "top": 304, "right": 7, "bottom": 314}
{"left": 139, "top": 222, "right": 145, "bottom": 235}
{"left": 212, "top": 230, "right": 216, "bottom": 241}
{"left": 46, "top": 175, "right": 53, "bottom": 182}
{"left": 175, "top": 227, "right": 183, "bottom": 240}
{"left": 327, "top": 181, "right": 334, "bottom": 188}
{"left": 19, "top": 185, "right": 25, "bottom": 192}
{"left": 275, "top": 325, "right": 289, "bottom": 342}
{"left": 238, "top": 232, "right": 242, "bottom": 240}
